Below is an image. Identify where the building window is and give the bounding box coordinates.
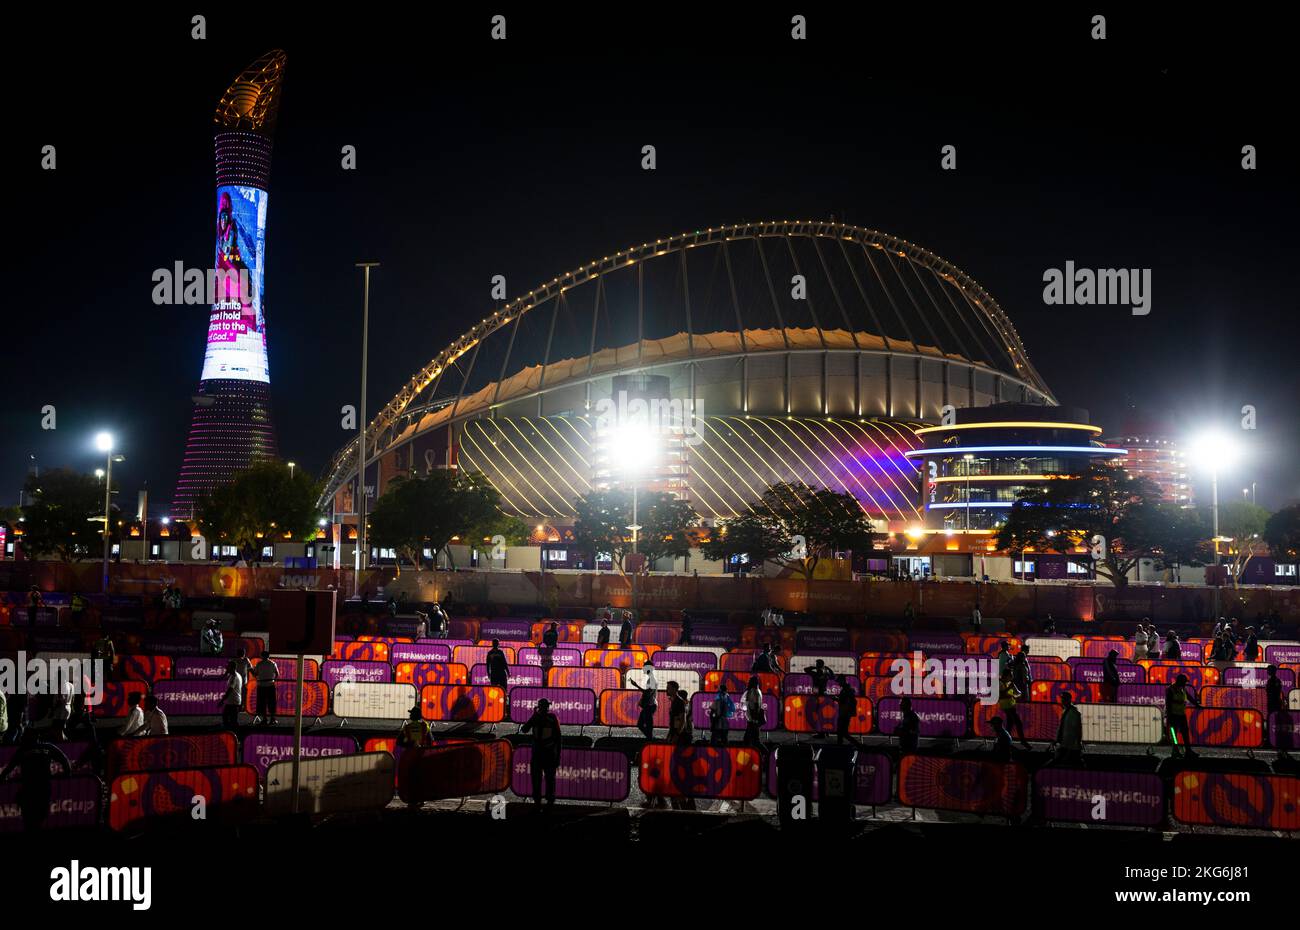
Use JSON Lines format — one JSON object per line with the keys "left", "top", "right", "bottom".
{"left": 261, "top": 546, "right": 274, "bottom": 559}
{"left": 1014, "top": 560, "right": 1035, "bottom": 573}
{"left": 1276, "top": 564, "right": 1297, "bottom": 577}
{"left": 1067, "top": 561, "right": 1089, "bottom": 575}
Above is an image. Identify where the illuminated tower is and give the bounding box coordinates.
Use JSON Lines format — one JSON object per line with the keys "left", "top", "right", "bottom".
{"left": 171, "top": 51, "right": 286, "bottom": 520}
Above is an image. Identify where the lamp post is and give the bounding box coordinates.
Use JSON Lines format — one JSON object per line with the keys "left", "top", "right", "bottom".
{"left": 95, "top": 432, "right": 124, "bottom": 594}
{"left": 288, "top": 461, "right": 296, "bottom": 479}
{"left": 355, "top": 262, "right": 379, "bottom": 583}
{"left": 1192, "top": 432, "right": 1240, "bottom": 622}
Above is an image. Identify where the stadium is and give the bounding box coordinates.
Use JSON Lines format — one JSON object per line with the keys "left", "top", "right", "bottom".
{"left": 321, "top": 221, "right": 1058, "bottom": 527}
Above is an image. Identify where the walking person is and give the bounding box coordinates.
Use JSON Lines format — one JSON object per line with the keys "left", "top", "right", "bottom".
{"left": 50, "top": 669, "right": 75, "bottom": 741}
{"left": 399, "top": 705, "right": 431, "bottom": 749}
{"left": 520, "top": 698, "right": 562, "bottom": 807}
{"left": 596, "top": 617, "right": 611, "bottom": 646}
{"left": 254, "top": 656, "right": 280, "bottom": 726}
{"left": 709, "top": 685, "right": 734, "bottom": 746}
{"left": 1101, "top": 649, "right": 1121, "bottom": 704}
{"left": 742, "top": 675, "right": 765, "bottom": 746}
{"left": 485, "top": 639, "right": 510, "bottom": 691}
{"left": 998, "top": 670, "right": 1033, "bottom": 750}
{"left": 971, "top": 603, "right": 982, "bottom": 632}
{"left": 1052, "top": 693, "right": 1084, "bottom": 764}
{"left": 633, "top": 663, "right": 659, "bottom": 740}
{"left": 221, "top": 659, "right": 244, "bottom": 730}
{"left": 1165, "top": 674, "right": 1199, "bottom": 759}
{"left": 895, "top": 695, "right": 920, "bottom": 753}
{"left": 1164, "top": 630, "right": 1182, "bottom": 661}
{"left": 803, "top": 658, "right": 833, "bottom": 696}
{"left": 679, "top": 610, "right": 693, "bottom": 646}
{"left": 618, "top": 612, "right": 634, "bottom": 647}
{"left": 835, "top": 675, "right": 861, "bottom": 746}
{"left": 1011, "top": 645, "right": 1033, "bottom": 704}
{"left": 996, "top": 641, "right": 1013, "bottom": 679}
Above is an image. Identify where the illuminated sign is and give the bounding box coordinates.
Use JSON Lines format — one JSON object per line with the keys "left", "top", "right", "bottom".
{"left": 201, "top": 185, "right": 270, "bottom": 382}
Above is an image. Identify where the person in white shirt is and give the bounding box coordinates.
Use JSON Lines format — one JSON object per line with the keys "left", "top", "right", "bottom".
{"left": 50, "top": 671, "right": 75, "bottom": 740}
{"left": 742, "top": 676, "right": 765, "bottom": 746}
{"left": 253, "top": 657, "right": 280, "bottom": 726}
{"left": 1134, "top": 625, "right": 1148, "bottom": 660}
{"left": 222, "top": 661, "right": 244, "bottom": 730}
{"left": 120, "top": 692, "right": 147, "bottom": 736}
{"left": 143, "top": 694, "right": 168, "bottom": 736}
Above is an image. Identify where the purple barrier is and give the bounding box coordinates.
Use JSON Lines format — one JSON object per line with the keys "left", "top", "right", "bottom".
{"left": 1200, "top": 686, "right": 1267, "bottom": 711}
{"left": 876, "top": 697, "right": 968, "bottom": 738}
{"left": 153, "top": 679, "right": 227, "bottom": 715}
{"left": 652, "top": 650, "right": 718, "bottom": 676}
{"left": 469, "top": 664, "right": 544, "bottom": 688}
{"left": 687, "top": 625, "right": 741, "bottom": 648}
{"left": 173, "top": 657, "right": 231, "bottom": 679}
{"left": 507, "top": 687, "right": 597, "bottom": 725}
{"left": 241, "top": 733, "right": 359, "bottom": 777}
{"left": 510, "top": 745, "right": 630, "bottom": 802}
{"left": 1269, "top": 711, "right": 1298, "bottom": 750}
{"left": 479, "top": 619, "right": 533, "bottom": 641}
{"left": 908, "top": 632, "right": 965, "bottom": 654}
{"left": 1224, "top": 666, "right": 1296, "bottom": 690}
{"left": 796, "top": 629, "right": 851, "bottom": 652}
{"left": 1117, "top": 684, "right": 1167, "bottom": 706}
{"left": 1264, "top": 645, "right": 1300, "bottom": 665}
{"left": 321, "top": 660, "right": 393, "bottom": 686}
{"left": 783, "top": 673, "right": 862, "bottom": 696}
{"left": 1070, "top": 661, "right": 1145, "bottom": 684}
{"left": 0, "top": 741, "right": 90, "bottom": 776}
{"left": 392, "top": 642, "right": 453, "bottom": 665}
{"left": 517, "top": 647, "right": 584, "bottom": 668}
{"left": 1035, "top": 768, "right": 1164, "bottom": 827}
{"left": 0, "top": 775, "right": 103, "bottom": 832}
{"left": 765, "top": 748, "right": 892, "bottom": 805}
{"left": 689, "top": 692, "right": 780, "bottom": 731}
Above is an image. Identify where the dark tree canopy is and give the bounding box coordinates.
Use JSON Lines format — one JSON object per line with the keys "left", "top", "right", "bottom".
{"left": 21, "top": 468, "right": 125, "bottom": 561}
{"left": 194, "top": 460, "right": 322, "bottom": 551}
{"left": 570, "top": 488, "right": 697, "bottom": 571}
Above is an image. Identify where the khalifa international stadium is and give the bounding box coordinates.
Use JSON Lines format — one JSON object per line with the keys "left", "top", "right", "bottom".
{"left": 320, "top": 221, "right": 1057, "bottom": 528}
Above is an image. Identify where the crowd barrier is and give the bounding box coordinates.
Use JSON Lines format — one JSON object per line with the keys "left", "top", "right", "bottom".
{"left": 781, "top": 694, "right": 873, "bottom": 734}
{"left": 898, "top": 755, "right": 1028, "bottom": 818}
{"left": 391, "top": 643, "right": 452, "bottom": 665}
{"left": 507, "top": 686, "right": 597, "bottom": 725}
{"left": 1034, "top": 768, "right": 1165, "bottom": 827}
{"left": 420, "top": 684, "right": 506, "bottom": 722}
{"left": 453, "top": 645, "right": 514, "bottom": 668}
{"left": 511, "top": 746, "right": 631, "bottom": 802}
{"left": 876, "top": 697, "right": 968, "bottom": 738}
{"left": 550, "top": 667, "right": 621, "bottom": 693}
{"left": 322, "top": 660, "right": 392, "bottom": 686}
{"left": 108, "top": 764, "right": 259, "bottom": 830}
{"left": 261, "top": 656, "right": 321, "bottom": 680}
{"left": 333, "top": 681, "right": 418, "bottom": 720}
{"left": 785, "top": 672, "right": 863, "bottom": 696}
{"left": 1185, "top": 708, "right": 1265, "bottom": 748}
{"left": 397, "top": 739, "right": 512, "bottom": 802}
{"left": 264, "top": 751, "right": 395, "bottom": 816}
{"left": 395, "top": 661, "right": 469, "bottom": 689}
{"left": 336, "top": 641, "right": 391, "bottom": 663}
{"left": 704, "top": 671, "right": 780, "bottom": 695}
{"left": 518, "top": 646, "right": 584, "bottom": 668}
{"left": 173, "top": 657, "right": 239, "bottom": 679}
{"left": 241, "top": 680, "right": 331, "bottom": 717}
{"left": 95, "top": 680, "right": 149, "bottom": 716}
{"left": 0, "top": 775, "right": 103, "bottom": 832}
{"left": 118, "top": 654, "right": 172, "bottom": 683}
{"left": 651, "top": 650, "right": 718, "bottom": 675}
{"left": 638, "top": 744, "right": 762, "bottom": 800}
{"left": 242, "top": 733, "right": 358, "bottom": 777}
{"left": 469, "top": 664, "right": 543, "bottom": 688}
{"left": 152, "top": 680, "right": 227, "bottom": 715}
{"left": 584, "top": 648, "right": 650, "bottom": 669}
{"left": 1200, "top": 686, "right": 1267, "bottom": 711}
{"left": 1172, "top": 771, "right": 1300, "bottom": 830}
{"left": 1078, "top": 704, "right": 1164, "bottom": 744}
{"left": 107, "top": 732, "right": 240, "bottom": 778}
{"left": 627, "top": 667, "right": 700, "bottom": 694}
{"left": 599, "top": 689, "right": 674, "bottom": 728}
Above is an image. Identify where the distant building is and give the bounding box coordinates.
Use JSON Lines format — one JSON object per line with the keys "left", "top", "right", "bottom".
{"left": 1102, "top": 421, "right": 1192, "bottom": 506}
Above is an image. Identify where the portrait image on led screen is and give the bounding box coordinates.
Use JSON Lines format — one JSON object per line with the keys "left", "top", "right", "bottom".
{"left": 201, "top": 184, "right": 270, "bottom": 382}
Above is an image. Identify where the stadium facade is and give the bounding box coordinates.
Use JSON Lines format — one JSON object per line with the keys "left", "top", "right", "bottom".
{"left": 171, "top": 51, "right": 285, "bottom": 520}
{"left": 322, "top": 222, "right": 1060, "bottom": 535}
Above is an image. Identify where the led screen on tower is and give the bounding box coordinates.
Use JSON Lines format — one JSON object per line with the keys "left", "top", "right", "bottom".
{"left": 201, "top": 184, "right": 270, "bottom": 382}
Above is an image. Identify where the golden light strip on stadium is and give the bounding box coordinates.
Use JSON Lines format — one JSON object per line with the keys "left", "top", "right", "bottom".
{"left": 913, "top": 421, "right": 1103, "bottom": 435}
{"left": 487, "top": 420, "right": 577, "bottom": 511}
{"left": 694, "top": 419, "right": 780, "bottom": 515}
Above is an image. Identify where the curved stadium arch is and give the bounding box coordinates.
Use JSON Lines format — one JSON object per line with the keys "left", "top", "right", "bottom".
{"left": 322, "top": 220, "right": 1056, "bottom": 526}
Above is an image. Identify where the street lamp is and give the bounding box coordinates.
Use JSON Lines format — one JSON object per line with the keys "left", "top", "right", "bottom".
{"left": 288, "top": 461, "right": 296, "bottom": 479}
{"left": 95, "top": 432, "right": 124, "bottom": 594}
{"left": 1190, "top": 431, "right": 1240, "bottom": 619}
{"left": 605, "top": 420, "right": 659, "bottom": 610}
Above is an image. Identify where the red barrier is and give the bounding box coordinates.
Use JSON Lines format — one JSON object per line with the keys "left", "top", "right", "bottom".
{"left": 898, "top": 755, "right": 1028, "bottom": 818}
{"left": 94, "top": 680, "right": 149, "bottom": 717}
{"left": 117, "top": 654, "right": 172, "bottom": 683}
{"left": 107, "top": 731, "right": 240, "bottom": 778}
{"left": 972, "top": 701, "right": 1062, "bottom": 741}
{"left": 1030, "top": 682, "right": 1103, "bottom": 704}
{"left": 1200, "top": 686, "right": 1268, "bottom": 712}
{"left": 584, "top": 647, "right": 649, "bottom": 669}
{"left": 1142, "top": 663, "right": 1220, "bottom": 687}
{"left": 109, "top": 764, "right": 259, "bottom": 830}
{"left": 1186, "top": 707, "right": 1265, "bottom": 748}
{"left": 598, "top": 689, "right": 674, "bottom": 728}
{"left": 242, "top": 680, "right": 330, "bottom": 717}
{"left": 420, "top": 684, "right": 506, "bottom": 722}
{"left": 638, "top": 744, "right": 762, "bottom": 800}
{"left": 397, "top": 739, "right": 512, "bottom": 802}
{"left": 335, "top": 641, "right": 391, "bottom": 663}
{"left": 395, "top": 661, "right": 469, "bottom": 688}
{"left": 1172, "top": 771, "right": 1300, "bottom": 831}
{"left": 703, "top": 671, "right": 780, "bottom": 695}
{"left": 781, "top": 694, "right": 873, "bottom": 734}
{"left": 549, "top": 667, "right": 621, "bottom": 693}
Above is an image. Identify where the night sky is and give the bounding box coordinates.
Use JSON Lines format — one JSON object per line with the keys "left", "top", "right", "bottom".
{"left": 9, "top": 8, "right": 1297, "bottom": 514}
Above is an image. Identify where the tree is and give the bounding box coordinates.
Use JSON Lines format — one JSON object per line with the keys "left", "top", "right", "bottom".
{"left": 1213, "top": 499, "right": 1270, "bottom": 586}
{"left": 996, "top": 461, "right": 1171, "bottom": 587}
{"left": 20, "top": 469, "right": 123, "bottom": 561}
{"left": 194, "top": 460, "right": 322, "bottom": 552}
{"left": 1154, "top": 504, "right": 1211, "bottom": 580}
{"left": 570, "top": 488, "right": 697, "bottom": 572}
{"left": 700, "top": 481, "right": 880, "bottom": 579}
{"left": 1263, "top": 504, "right": 1300, "bottom": 562}
{"left": 367, "top": 469, "right": 508, "bottom": 572}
